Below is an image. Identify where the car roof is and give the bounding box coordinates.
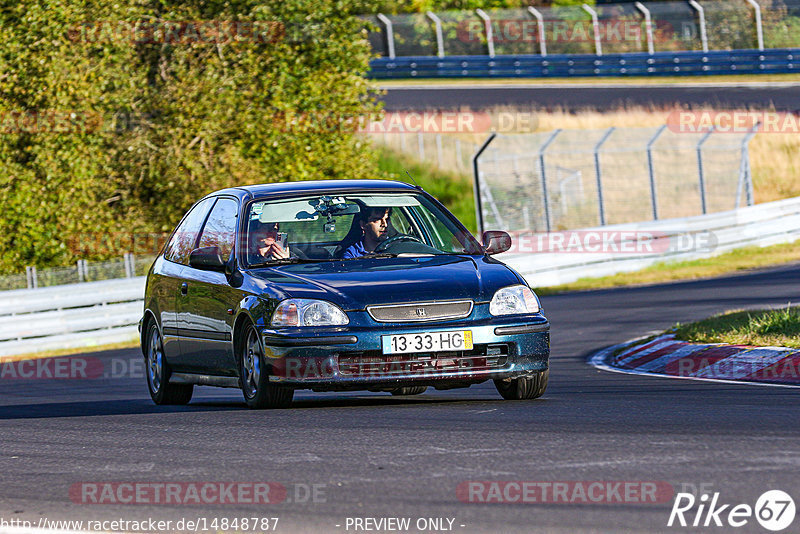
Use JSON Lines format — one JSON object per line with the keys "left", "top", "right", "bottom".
{"left": 209, "top": 179, "right": 420, "bottom": 200}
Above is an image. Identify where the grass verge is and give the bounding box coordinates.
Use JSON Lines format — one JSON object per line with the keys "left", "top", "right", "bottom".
{"left": 0, "top": 339, "right": 139, "bottom": 363}
{"left": 537, "top": 240, "right": 800, "bottom": 295}
{"left": 672, "top": 305, "right": 800, "bottom": 349}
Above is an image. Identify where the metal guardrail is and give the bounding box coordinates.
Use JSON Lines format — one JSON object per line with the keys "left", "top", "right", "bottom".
{"left": 0, "top": 278, "right": 144, "bottom": 358}
{"left": 370, "top": 48, "right": 800, "bottom": 78}
{"left": 499, "top": 195, "right": 800, "bottom": 287}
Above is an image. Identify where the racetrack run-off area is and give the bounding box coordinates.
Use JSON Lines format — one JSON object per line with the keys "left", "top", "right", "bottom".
{"left": 591, "top": 334, "right": 800, "bottom": 388}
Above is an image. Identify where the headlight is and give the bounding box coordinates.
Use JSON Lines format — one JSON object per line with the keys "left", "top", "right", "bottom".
{"left": 271, "top": 299, "right": 349, "bottom": 327}
{"left": 489, "top": 285, "right": 540, "bottom": 316}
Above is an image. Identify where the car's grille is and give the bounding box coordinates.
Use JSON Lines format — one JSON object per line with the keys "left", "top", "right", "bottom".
{"left": 338, "top": 345, "right": 508, "bottom": 377}
{"left": 367, "top": 300, "right": 474, "bottom": 323}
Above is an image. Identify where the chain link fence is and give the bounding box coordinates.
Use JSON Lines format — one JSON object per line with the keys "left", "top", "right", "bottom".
{"left": 474, "top": 126, "right": 757, "bottom": 233}
{"left": 0, "top": 254, "right": 155, "bottom": 291}
{"left": 373, "top": 131, "right": 483, "bottom": 175}
{"left": 365, "top": 0, "right": 800, "bottom": 58}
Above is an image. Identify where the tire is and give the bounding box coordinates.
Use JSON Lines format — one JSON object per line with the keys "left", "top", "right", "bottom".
{"left": 390, "top": 386, "right": 428, "bottom": 396}
{"left": 494, "top": 369, "right": 548, "bottom": 400}
{"left": 240, "top": 323, "right": 294, "bottom": 409}
{"left": 145, "top": 322, "right": 193, "bottom": 405}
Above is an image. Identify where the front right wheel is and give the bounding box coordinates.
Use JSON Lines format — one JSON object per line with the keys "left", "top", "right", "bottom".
{"left": 494, "top": 369, "right": 548, "bottom": 400}
{"left": 240, "top": 323, "right": 294, "bottom": 409}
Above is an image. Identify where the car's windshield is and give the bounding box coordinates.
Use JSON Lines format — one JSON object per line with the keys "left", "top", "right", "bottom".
{"left": 244, "top": 192, "right": 483, "bottom": 265}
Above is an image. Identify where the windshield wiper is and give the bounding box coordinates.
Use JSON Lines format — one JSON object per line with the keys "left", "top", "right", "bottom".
{"left": 342, "top": 252, "right": 397, "bottom": 260}
{"left": 248, "top": 257, "right": 326, "bottom": 268}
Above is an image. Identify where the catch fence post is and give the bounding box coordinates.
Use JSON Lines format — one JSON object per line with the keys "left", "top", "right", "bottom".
{"left": 740, "top": 122, "right": 760, "bottom": 207}
{"left": 688, "top": 0, "right": 709, "bottom": 52}
{"left": 646, "top": 125, "right": 667, "bottom": 220}
{"left": 26, "top": 266, "right": 38, "bottom": 289}
{"left": 745, "top": 0, "right": 764, "bottom": 51}
{"left": 594, "top": 127, "right": 616, "bottom": 226}
{"left": 476, "top": 9, "right": 495, "bottom": 58}
{"left": 635, "top": 2, "right": 655, "bottom": 55}
{"left": 426, "top": 12, "right": 445, "bottom": 58}
{"left": 582, "top": 4, "right": 603, "bottom": 56}
{"left": 527, "top": 7, "right": 547, "bottom": 56}
{"left": 696, "top": 126, "right": 715, "bottom": 215}
{"left": 472, "top": 133, "right": 497, "bottom": 237}
{"left": 538, "top": 129, "right": 562, "bottom": 233}
{"left": 376, "top": 14, "right": 396, "bottom": 59}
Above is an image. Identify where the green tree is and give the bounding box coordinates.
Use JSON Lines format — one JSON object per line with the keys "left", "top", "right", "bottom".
{"left": 0, "top": 0, "right": 380, "bottom": 272}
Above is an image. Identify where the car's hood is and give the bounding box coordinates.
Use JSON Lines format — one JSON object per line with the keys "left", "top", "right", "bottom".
{"left": 247, "top": 255, "right": 522, "bottom": 310}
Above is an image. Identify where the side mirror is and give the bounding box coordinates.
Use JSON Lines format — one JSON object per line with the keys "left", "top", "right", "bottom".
{"left": 189, "top": 246, "right": 226, "bottom": 272}
{"left": 483, "top": 231, "right": 512, "bottom": 255}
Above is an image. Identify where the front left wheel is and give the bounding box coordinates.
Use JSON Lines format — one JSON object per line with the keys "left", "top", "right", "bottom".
{"left": 145, "top": 322, "right": 193, "bottom": 405}
{"left": 494, "top": 369, "right": 548, "bottom": 400}
{"left": 240, "top": 323, "right": 294, "bottom": 409}
{"left": 390, "top": 386, "right": 428, "bottom": 396}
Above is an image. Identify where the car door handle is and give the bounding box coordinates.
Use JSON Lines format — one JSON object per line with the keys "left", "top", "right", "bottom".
{"left": 180, "top": 282, "right": 188, "bottom": 296}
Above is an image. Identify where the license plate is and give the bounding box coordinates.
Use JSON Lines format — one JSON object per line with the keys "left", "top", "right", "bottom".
{"left": 382, "top": 331, "right": 473, "bottom": 355}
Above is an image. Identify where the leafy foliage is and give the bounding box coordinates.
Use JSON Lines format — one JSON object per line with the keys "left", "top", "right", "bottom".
{"left": 0, "top": 0, "right": 380, "bottom": 272}
{"left": 373, "top": 0, "right": 592, "bottom": 15}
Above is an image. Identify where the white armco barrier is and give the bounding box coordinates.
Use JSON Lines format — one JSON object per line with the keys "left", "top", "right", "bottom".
{"left": 2, "top": 196, "right": 800, "bottom": 357}
{"left": 498, "top": 196, "right": 800, "bottom": 288}
{"left": 0, "top": 277, "right": 145, "bottom": 358}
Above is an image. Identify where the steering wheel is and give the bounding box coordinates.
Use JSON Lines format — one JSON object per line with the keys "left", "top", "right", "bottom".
{"left": 374, "top": 234, "right": 423, "bottom": 252}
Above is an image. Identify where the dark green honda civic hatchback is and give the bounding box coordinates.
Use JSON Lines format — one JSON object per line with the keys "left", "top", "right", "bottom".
{"left": 140, "top": 180, "right": 550, "bottom": 408}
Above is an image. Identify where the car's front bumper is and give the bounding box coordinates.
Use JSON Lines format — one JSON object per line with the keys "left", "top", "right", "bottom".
{"left": 260, "top": 313, "right": 549, "bottom": 391}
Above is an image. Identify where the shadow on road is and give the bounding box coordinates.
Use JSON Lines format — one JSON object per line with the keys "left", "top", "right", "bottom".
{"left": 0, "top": 393, "right": 511, "bottom": 419}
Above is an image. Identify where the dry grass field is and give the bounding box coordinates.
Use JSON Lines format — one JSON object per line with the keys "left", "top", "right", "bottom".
{"left": 375, "top": 106, "right": 800, "bottom": 206}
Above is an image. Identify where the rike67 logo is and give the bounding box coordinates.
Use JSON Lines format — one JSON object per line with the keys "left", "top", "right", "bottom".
{"left": 668, "top": 490, "right": 796, "bottom": 531}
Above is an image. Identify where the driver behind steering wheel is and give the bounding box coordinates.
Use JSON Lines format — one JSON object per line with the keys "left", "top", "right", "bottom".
{"left": 342, "top": 207, "right": 392, "bottom": 259}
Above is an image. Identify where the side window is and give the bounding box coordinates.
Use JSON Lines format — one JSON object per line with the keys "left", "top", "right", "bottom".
{"left": 164, "top": 198, "right": 215, "bottom": 265}
{"left": 394, "top": 207, "right": 425, "bottom": 242}
{"left": 197, "top": 198, "right": 239, "bottom": 262}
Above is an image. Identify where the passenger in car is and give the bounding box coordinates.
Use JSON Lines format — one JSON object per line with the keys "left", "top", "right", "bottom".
{"left": 342, "top": 207, "right": 392, "bottom": 259}
{"left": 250, "top": 221, "right": 290, "bottom": 261}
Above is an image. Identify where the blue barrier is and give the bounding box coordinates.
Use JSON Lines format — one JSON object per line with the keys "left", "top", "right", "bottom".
{"left": 369, "top": 49, "right": 800, "bottom": 79}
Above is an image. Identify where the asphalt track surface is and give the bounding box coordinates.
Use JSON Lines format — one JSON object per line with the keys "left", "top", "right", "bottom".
{"left": 380, "top": 83, "right": 800, "bottom": 111}
{"left": 2, "top": 263, "right": 800, "bottom": 533}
